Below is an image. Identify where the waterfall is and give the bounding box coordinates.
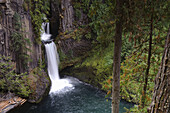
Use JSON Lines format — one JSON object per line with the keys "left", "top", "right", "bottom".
{"left": 45, "top": 42, "right": 60, "bottom": 81}
{"left": 46, "top": 22, "right": 50, "bottom": 34}
{"left": 41, "top": 22, "right": 51, "bottom": 41}
{"left": 41, "top": 22, "right": 74, "bottom": 94}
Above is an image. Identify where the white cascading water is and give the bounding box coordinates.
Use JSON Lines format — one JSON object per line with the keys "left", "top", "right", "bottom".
{"left": 41, "top": 22, "right": 74, "bottom": 94}
{"left": 46, "top": 22, "right": 50, "bottom": 34}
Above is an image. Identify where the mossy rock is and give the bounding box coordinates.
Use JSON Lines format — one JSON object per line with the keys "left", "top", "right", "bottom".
{"left": 27, "top": 67, "right": 50, "bottom": 103}
{"left": 60, "top": 66, "right": 102, "bottom": 89}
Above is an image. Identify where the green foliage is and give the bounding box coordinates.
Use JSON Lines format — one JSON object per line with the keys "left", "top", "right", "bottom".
{"left": 88, "top": 0, "right": 115, "bottom": 45}
{"left": 101, "top": 27, "right": 165, "bottom": 111}
{"left": 27, "top": 0, "right": 50, "bottom": 43}
{"left": 67, "top": 0, "right": 115, "bottom": 46}
{"left": 11, "top": 12, "right": 31, "bottom": 70}
{"left": 0, "top": 55, "right": 32, "bottom": 97}
{"left": 60, "top": 0, "right": 169, "bottom": 112}
{"left": 77, "top": 43, "right": 114, "bottom": 85}
{"left": 73, "top": 0, "right": 90, "bottom": 13}
{"left": 125, "top": 104, "right": 148, "bottom": 113}
{"left": 121, "top": 32, "right": 164, "bottom": 103}
{"left": 2, "top": 12, "right": 32, "bottom": 96}
{"left": 121, "top": 35, "right": 134, "bottom": 60}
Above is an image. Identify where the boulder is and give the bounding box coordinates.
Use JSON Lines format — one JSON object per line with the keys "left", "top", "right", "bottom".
{"left": 27, "top": 68, "right": 50, "bottom": 103}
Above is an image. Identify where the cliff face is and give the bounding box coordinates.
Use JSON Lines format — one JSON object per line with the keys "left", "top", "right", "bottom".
{"left": 0, "top": 0, "right": 42, "bottom": 73}
{"left": 50, "top": 0, "right": 60, "bottom": 38}
{"left": 58, "top": 0, "right": 91, "bottom": 57}
{"left": 57, "top": 0, "right": 99, "bottom": 87}
{"left": 0, "top": 0, "right": 50, "bottom": 103}
{"left": 60, "top": 0, "right": 74, "bottom": 32}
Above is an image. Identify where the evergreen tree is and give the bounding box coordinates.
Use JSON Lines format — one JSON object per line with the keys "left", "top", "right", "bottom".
{"left": 148, "top": 28, "right": 170, "bottom": 113}
{"left": 112, "top": 0, "right": 123, "bottom": 112}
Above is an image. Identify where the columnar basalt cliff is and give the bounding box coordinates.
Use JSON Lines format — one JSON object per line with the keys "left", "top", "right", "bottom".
{"left": 60, "top": 0, "right": 74, "bottom": 32}
{"left": 57, "top": 0, "right": 97, "bottom": 88}
{"left": 0, "top": 0, "right": 42, "bottom": 73}
{"left": 50, "top": 0, "right": 60, "bottom": 38}
{"left": 0, "top": 0, "right": 50, "bottom": 103}
{"left": 58, "top": 0, "right": 91, "bottom": 57}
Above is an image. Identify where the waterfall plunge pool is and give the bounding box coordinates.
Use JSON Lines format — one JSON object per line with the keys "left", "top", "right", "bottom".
{"left": 11, "top": 22, "right": 134, "bottom": 113}
{"left": 9, "top": 76, "right": 134, "bottom": 113}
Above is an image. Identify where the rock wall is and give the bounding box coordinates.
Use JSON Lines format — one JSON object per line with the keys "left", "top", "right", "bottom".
{"left": 58, "top": 0, "right": 99, "bottom": 88}
{"left": 58, "top": 0, "right": 91, "bottom": 58}
{"left": 50, "top": 0, "right": 60, "bottom": 38}
{"left": 0, "top": 0, "right": 42, "bottom": 73}
{"left": 60, "top": 0, "right": 74, "bottom": 32}
{"left": 0, "top": 0, "right": 50, "bottom": 103}
{"left": 60, "top": 0, "right": 89, "bottom": 32}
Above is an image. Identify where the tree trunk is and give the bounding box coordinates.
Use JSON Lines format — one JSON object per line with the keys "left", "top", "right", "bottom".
{"left": 141, "top": 6, "right": 153, "bottom": 108}
{"left": 148, "top": 28, "right": 170, "bottom": 113}
{"left": 112, "top": 0, "right": 123, "bottom": 113}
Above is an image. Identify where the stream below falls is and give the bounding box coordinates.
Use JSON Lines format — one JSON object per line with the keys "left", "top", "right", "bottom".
{"left": 9, "top": 76, "right": 134, "bottom": 113}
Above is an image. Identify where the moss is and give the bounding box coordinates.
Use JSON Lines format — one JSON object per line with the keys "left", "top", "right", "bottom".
{"left": 59, "top": 51, "right": 88, "bottom": 71}
{"left": 11, "top": 12, "right": 31, "bottom": 70}
{"left": 0, "top": 55, "right": 31, "bottom": 98}
{"left": 23, "top": 2, "right": 29, "bottom": 11}
{"left": 60, "top": 65, "right": 102, "bottom": 88}
{"left": 28, "top": 0, "right": 50, "bottom": 43}
{"left": 27, "top": 67, "right": 50, "bottom": 103}
{"left": 59, "top": 43, "right": 113, "bottom": 89}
